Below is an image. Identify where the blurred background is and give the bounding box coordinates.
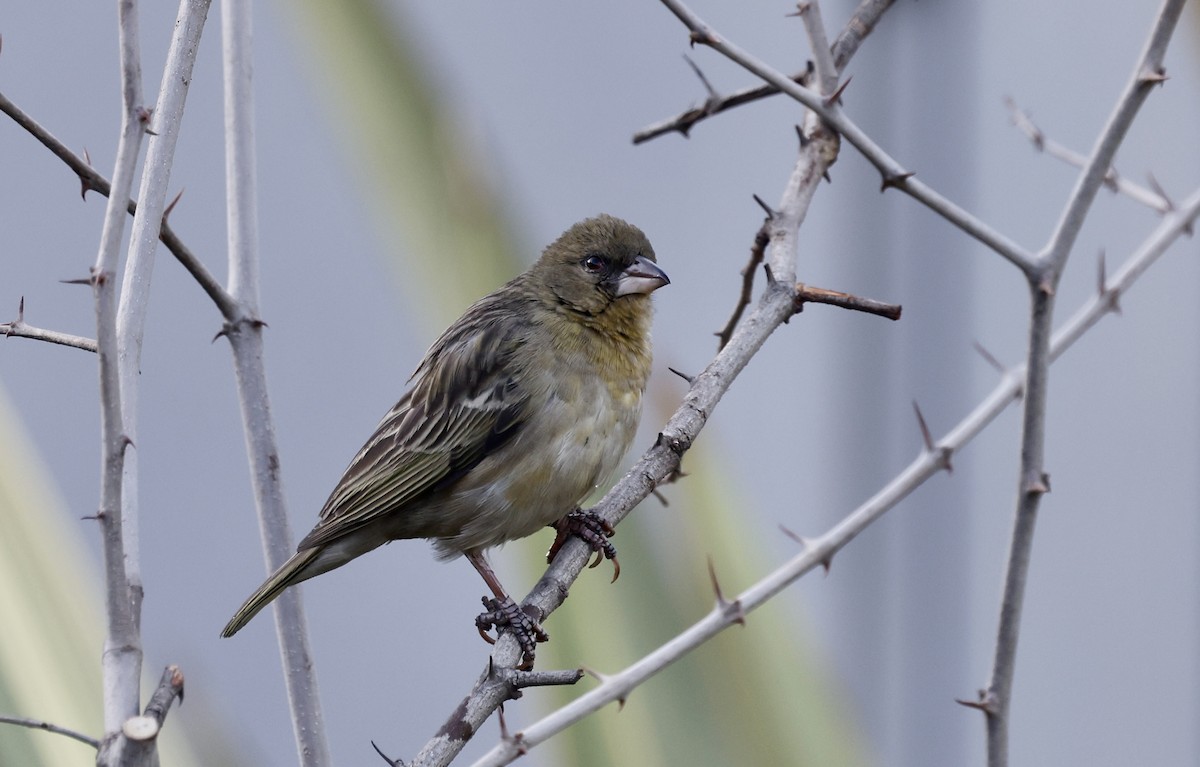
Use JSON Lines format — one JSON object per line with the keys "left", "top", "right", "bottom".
{"left": 2, "top": 1, "right": 1198, "bottom": 765}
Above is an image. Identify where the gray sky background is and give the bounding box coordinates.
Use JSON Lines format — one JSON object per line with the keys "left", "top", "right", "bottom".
{"left": 2, "top": 1, "right": 1198, "bottom": 765}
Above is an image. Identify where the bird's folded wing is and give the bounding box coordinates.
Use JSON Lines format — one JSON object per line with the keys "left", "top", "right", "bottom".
{"left": 297, "top": 318, "right": 528, "bottom": 550}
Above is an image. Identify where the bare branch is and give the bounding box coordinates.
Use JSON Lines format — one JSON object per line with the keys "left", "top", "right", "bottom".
{"left": 219, "top": 0, "right": 330, "bottom": 762}
{"left": 0, "top": 715, "right": 100, "bottom": 750}
{"left": 1, "top": 298, "right": 98, "bottom": 352}
{"left": 794, "top": 283, "right": 901, "bottom": 321}
{"left": 985, "top": 5, "right": 1188, "bottom": 766}
{"left": 1004, "top": 98, "right": 1171, "bottom": 214}
{"left": 656, "top": 0, "right": 1038, "bottom": 274}
{"left": 633, "top": 0, "right": 894, "bottom": 143}
{"left": 0, "top": 92, "right": 238, "bottom": 319}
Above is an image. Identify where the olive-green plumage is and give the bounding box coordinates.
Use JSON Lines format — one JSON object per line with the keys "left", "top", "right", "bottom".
{"left": 222, "top": 214, "right": 668, "bottom": 637}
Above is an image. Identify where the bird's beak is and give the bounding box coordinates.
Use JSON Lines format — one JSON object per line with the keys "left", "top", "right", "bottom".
{"left": 614, "top": 255, "right": 670, "bottom": 297}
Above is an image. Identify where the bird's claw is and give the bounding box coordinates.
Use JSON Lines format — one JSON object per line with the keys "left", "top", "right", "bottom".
{"left": 548, "top": 508, "right": 620, "bottom": 582}
{"left": 475, "top": 596, "right": 548, "bottom": 669}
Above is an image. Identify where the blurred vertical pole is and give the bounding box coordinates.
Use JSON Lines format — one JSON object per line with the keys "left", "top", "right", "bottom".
{"left": 822, "top": 2, "right": 980, "bottom": 766}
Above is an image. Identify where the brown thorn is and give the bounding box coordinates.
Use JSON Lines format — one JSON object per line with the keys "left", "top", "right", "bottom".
{"left": 823, "top": 75, "right": 853, "bottom": 107}
{"left": 651, "top": 487, "right": 670, "bottom": 507}
{"left": 667, "top": 366, "right": 694, "bottom": 385}
{"left": 763, "top": 263, "right": 776, "bottom": 286}
{"left": 822, "top": 170, "right": 833, "bottom": 183}
{"left": 1144, "top": 172, "right": 1174, "bottom": 215}
{"left": 880, "top": 170, "right": 915, "bottom": 193}
{"left": 778, "top": 524, "right": 808, "bottom": 548}
{"left": 683, "top": 54, "right": 718, "bottom": 101}
{"left": 706, "top": 556, "right": 745, "bottom": 625}
{"left": 972, "top": 341, "right": 1006, "bottom": 374}
{"left": 60, "top": 277, "right": 93, "bottom": 286}
{"left": 17, "top": 296, "right": 24, "bottom": 323}
{"left": 795, "top": 124, "right": 808, "bottom": 149}
{"left": 163, "top": 188, "right": 185, "bottom": 222}
{"left": 752, "top": 193, "right": 775, "bottom": 219}
{"left": 370, "top": 741, "right": 407, "bottom": 767}
{"left": 912, "top": 401, "right": 935, "bottom": 453}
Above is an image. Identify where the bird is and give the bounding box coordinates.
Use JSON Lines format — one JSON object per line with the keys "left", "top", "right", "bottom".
{"left": 221, "top": 214, "right": 669, "bottom": 665}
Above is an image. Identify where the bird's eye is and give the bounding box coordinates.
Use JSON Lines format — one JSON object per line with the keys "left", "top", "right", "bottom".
{"left": 581, "top": 254, "right": 607, "bottom": 274}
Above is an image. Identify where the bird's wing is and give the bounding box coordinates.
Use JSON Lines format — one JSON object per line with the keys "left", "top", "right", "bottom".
{"left": 297, "top": 306, "right": 531, "bottom": 550}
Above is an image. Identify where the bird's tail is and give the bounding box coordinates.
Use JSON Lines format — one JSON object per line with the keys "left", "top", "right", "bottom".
{"left": 221, "top": 547, "right": 322, "bottom": 637}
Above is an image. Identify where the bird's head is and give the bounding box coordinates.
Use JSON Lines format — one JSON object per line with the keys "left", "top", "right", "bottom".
{"left": 531, "top": 214, "right": 669, "bottom": 317}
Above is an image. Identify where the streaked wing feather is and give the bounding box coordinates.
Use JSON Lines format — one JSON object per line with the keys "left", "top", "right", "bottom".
{"left": 297, "top": 303, "right": 529, "bottom": 550}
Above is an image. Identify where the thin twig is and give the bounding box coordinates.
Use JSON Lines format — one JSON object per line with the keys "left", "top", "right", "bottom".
{"left": 1005, "top": 98, "right": 1171, "bottom": 213}
{"left": 0, "top": 91, "right": 238, "bottom": 319}
{"left": 2, "top": 298, "right": 98, "bottom": 351}
{"left": 716, "top": 224, "right": 769, "bottom": 349}
{"left": 656, "top": 0, "right": 1038, "bottom": 275}
{"left": 985, "top": 4, "right": 1188, "bottom": 766}
{"left": 0, "top": 715, "right": 100, "bottom": 750}
{"left": 633, "top": 0, "right": 894, "bottom": 144}
{"left": 219, "top": 0, "right": 330, "bottom": 762}
{"left": 794, "top": 283, "right": 901, "bottom": 320}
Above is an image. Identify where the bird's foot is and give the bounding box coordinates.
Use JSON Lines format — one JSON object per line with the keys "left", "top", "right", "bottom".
{"left": 476, "top": 596, "right": 548, "bottom": 670}
{"left": 547, "top": 508, "right": 620, "bottom": 582}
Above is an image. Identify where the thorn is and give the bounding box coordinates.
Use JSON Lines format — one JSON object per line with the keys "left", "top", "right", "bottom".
{"left": 651, "top": 488, "right": 670, "bottom": 507}
{"left": 1024, "top": 470, "right": 1051, "bottom": 496}
{"left": 370, "top": 740, "right": 406, "bottom": 767}
{"left": 762, "top": 263, "right": 776, "bottom": 286}
{"left": 1037, "top": 274, "right": 1056, "bottom": 296}
{"left": 779, "top": 524, "right": 831, "bottom": 571}
{"left": 822, "top": 170, "right": 832, "bottom": 183}
{"left": 121, "top": 434, "right": 136, "bottom": 450}
{"left": 683, "top": 54, "right": 718, "bottom": 100}
{"left": 164, "top": 188, "right": 185, "bottom": 222}
{"left": 1138, "top": 66, "right": 1168, "bottom": 86}
{"left": 667, "top": 366, "right": 695, "bottom": 385}
{"left": 707, "top": 556, "right": 746, "bottom": 625}
{"left": 972, "top": 341, "right": 1006, "bottom": 374}
{"left": 823, "top": 75, "right": 852, "bottom": 107}
{"left": 581, "top": 666, "right": 612, "bottom": 685}
{"left": 60, "top": 277, "right": 93, "bottom": 286}
{"left": 1145, "top": 173, "right": 1174, "bottom": 216}
{"left": 689, "top": 29, "right": 718, "bottom": 48}
{"left": 778, "top": 524, "right": 810, "bottom": 548}
{"left": 1096, "top": 250, "right": 1121, "bottom": 314}
{"left": 912, "top": 401, "right": 935, "bottom": 453}
{"left": 752, "top": 193, "right": 775, "bottom": 219}
{"left": 17, "top": 296, "right": 25, "bottom": 323}
{"left": 788, "top": 2, "right": 811, "bottom": 18}
{"left": 880, "top": 170, "right": 915, "bottom": 193}
{"left": 80, "top": 148, "right": 94, "bottom": 199}
{"left": 795, "top": 124, "right": 808, "bottom": 148}
{"left": 956, "top": 689, "right": 999, "bottom": 716}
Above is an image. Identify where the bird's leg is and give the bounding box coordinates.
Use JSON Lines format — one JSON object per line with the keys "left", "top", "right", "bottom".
{"left": 547, "top": 507, "right": 620, "bottom": 582}
{"left": 467, "top": 549, "right": 547, "bottom": 669}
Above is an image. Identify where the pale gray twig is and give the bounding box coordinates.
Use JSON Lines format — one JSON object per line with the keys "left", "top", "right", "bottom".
{"left": 632, "top": 0, "right": 894, "bottom": 144}
{"left": 984, "top": 3, "right": 1187, "bottom": 765}
{"left": 91, "top": 1, "right": 146, "bottom": 763}
{"left": 219, "top": 0, "right": 330, "bottom": 763}
{"left": 657, "top": 0, "right": 1037, "bottom": 274}
{"left": 0, "top": 715, "right": 100, "bottom": 750}
{"left": 1, "top": 298, "right": 98, "bottom": 352}
{"left": 1004, "top": 97, "right": 1171, "bottom": 214}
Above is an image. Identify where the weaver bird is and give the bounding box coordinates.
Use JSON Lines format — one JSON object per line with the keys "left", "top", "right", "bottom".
{"left": 222, "top": 214, "right": 668, "bottom": 665}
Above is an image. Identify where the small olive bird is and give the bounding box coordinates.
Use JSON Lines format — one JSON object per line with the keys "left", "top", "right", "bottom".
{"left": 222, "top": 215, "right": 668, "bottom": 664}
